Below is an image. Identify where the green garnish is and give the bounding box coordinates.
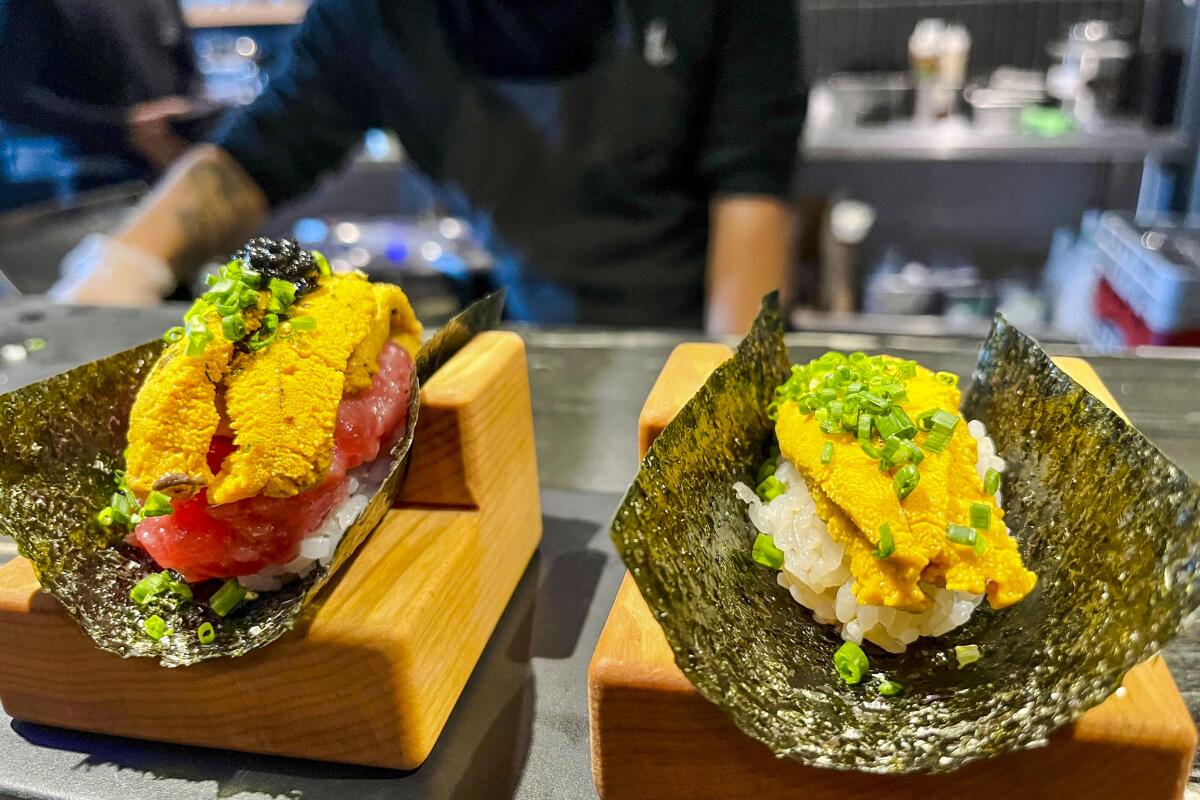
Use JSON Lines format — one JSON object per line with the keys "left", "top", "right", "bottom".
{"left": 267, "top": 277, "right": 297, "bottom": 312}
{"left": 955, "top": 644, "right": 982, "bottom": 667}
{"left": 873, "top": 523, "right": 895, "bottom": 559}
{"left": 163, "top": 327, "right": 185, "bottom": 344}
{"left": 893, "top": 463, "right": 920, "bottom": 500}
{"left": 935, "top": 371, "right": 959, "bottom": 386}
{"left": 752, "top": 534, "right": 786, "bottom": 569}
{"left": 167, "top": 579, "right": 194, "bottom": 603}
{"left": 756, "top": 475, "right": 786, "bottom": 503}
{"left": 96, "top": 507, "right": 115, "bottom": 526}
{"left": 221, "top": 314, "right": 246, "bottom": 341}
{"left": 130, "top": 572, "right": 169, "bottom": 606}
{"left": 314, "top": 250, "right": 333, "bottom": 277}
{"left": 288, "top": 315, "right": 317, "bottom": 332}
{"left": 929, "top": 409, "right": 960, "bottom": 433}
{"left": 210, "top": 579, "right": 247, "bottom": 617}
{"left": 197, "top": 622, "right": 216, "bottom": 645}
{"left": 833, "top": 641, "right": 869, "bottom": 685}
{"left": 984, "top": 466, "right": 1002, "bottom": 496}
{"left": 946, "top": 524, "right": 977, "bottom": 548}
{"left": 820, "top": 441, "right": 834, "bottom": 465}
{"left": 756, "top": 458, "right": 777, "bottom": 484}
{"left": 141, "top": 491, "right": 174, "bottom": 518}
{"left": 969, "top": 502, "right": 991, "bottom": 530}
{"left": 143, "top": 614, "right": 167, "bottom": 641}
{"left": 24, "top": 337, "right": 46, "bottom": 351}
{"left": 878, "top": 679, "right": 904, "bottom": 696}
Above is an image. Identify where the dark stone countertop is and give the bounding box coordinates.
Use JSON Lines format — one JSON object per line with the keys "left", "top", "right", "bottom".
{"left": 1, "top": 300, "right": 1199, "bottom": 798}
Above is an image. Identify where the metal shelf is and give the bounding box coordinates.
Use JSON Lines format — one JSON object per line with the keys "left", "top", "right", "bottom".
{"left": 804, "top": 123, "right": 1191, "bottom": 164}
{"left": 184, "top": 2, "right": 307, "bottom": 28}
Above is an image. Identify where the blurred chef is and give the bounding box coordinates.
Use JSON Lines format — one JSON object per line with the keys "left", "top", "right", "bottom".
{"left": 0, "top": 0, "right": 202, "bottom": 179}
{"left": 50, "top": 0, "right": 806, "bottom": 333}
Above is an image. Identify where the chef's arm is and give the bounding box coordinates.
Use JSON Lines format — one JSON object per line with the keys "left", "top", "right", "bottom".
{"left": 118, "top": 145, "right": 268, "bottom": 278}
{"left": 49, "top": 145, "right": 267, "bottom": 305}
{"left": 705, "top": 195, "right": 796, "bottom": 336}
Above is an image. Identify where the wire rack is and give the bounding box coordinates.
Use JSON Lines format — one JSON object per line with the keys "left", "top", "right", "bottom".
{"left": 803, "top": 0, "right": 1146, "bottom": 79}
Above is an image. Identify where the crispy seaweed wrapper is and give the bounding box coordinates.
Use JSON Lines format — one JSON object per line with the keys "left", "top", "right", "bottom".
{"left": 610, "top": 296, "right": 1200, "bottom": 773}
{"left": 0, "top": 292, "right": 504, "bottom": 667}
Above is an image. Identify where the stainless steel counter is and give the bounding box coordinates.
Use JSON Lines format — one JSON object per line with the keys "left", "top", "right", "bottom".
{"left": 1, "top": 300, "right": 1199, "bottom": 798}
{"left": 804, "top": 122, "right": 1191, "bottom": 163}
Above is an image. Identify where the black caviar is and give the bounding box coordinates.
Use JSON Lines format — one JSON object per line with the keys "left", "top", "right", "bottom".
{"left": 231, "top": 238, "right": 322, "bottom": 296}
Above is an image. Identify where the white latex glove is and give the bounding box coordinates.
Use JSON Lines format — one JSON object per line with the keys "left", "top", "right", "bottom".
{"left": 49, "top": 234, "right": 176, "bottom": 306}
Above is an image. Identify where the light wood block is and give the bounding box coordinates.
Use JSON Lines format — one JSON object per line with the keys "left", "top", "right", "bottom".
{"left": 0, "top": 331, "right": 542, "bottom": 770}
{"left": 589, "top": 344, "right": 1197, "bottom": 799}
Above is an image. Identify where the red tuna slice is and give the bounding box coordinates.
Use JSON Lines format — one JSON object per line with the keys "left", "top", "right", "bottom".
{"left": 131, "top": 342, "right": 414, "bottom": 583}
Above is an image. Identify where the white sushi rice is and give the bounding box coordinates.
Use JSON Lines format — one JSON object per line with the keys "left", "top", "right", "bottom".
{"left": 734, "top": 420, "right": 1008, "bottom": 653}
{"left": 236, "top": 478, "right": 369, "bottom": 593}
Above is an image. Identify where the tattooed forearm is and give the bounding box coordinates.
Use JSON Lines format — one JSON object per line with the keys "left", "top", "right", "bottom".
{"left": 115, "top": 145, "right": 268, "bottom": 280}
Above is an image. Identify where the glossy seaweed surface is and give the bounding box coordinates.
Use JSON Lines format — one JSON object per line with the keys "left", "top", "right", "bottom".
{"left": 610, "top": 300, "right": 1200, "bottom": 773}
{"left": 0, "top": 292, "right": 504, "bottom": 667}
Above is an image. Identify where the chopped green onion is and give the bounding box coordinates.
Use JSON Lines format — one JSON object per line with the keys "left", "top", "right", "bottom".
{"left": 288, "top": 315, "right": 317, "bottom": 332}
{"left": 210, "top": 579, "right": 247, "bottom": 617}
{"left": 873, "top": 523, "right": 895, "bottom": 559}
{"left": 24, "top": 337, "right": 46, "bottom": 351}
{"left": 197, "top": 622, "right": 216, "bottom": 645}
{"left": 860, "top": 392, "right": 890, "bottom": 414}
{"left": 899, "top": 360, "right": 917, "bottom": 379}
{"left": 167, "top": 579, "right": 193, "bottom": 603}
{"left": 756, "top": 476, "right": 786, "bottom": 503}
{"left": 955, "top": 644, "right": 982, "bottom": 668}
{"left": 923, "top": 430, "right": 951, "bottom": 454}
{"left": 96, "top": 507, "right": 115, "bottom": 526}
{"left": 241, "top": 269, "right": 262, "bottom": 288}
{"left": 861, "top": 441, "right": 882, "bottom": 459}
{"left": 874, "top": 411, "right": 901, "bottom": 440}
{"left": 752, "top": 534, "right": 786, "bottom": 569}
{"left": 186, "top": 329, "right": 213, "bottom": 357}
{"left": 969, "top": 502, "right": 991, "bottom": 530}
{"left": 984, "top": 467, "right": 1002, "bottom": 496}
{"left": 878, "top": 679, "right": 904, "bottom": 697}
{"left": 142, "top": 491, "right": 174, "bottom": 517}
{"left": 889, "top": 407, "right": 917, "bottom": 439}
{"left": 130, "top": 572, "right": 169, "bottom": 605}
{"left": 756, "top": 458, "right": 777, "bottom": 484}
{"left": 143, "top": 614, "right": 167, "bottom": 641}
{"left": 946, "top": 524, "right": 977, "bottom": 548}
{"left": 857, "top": 414, "right": 873, "bottom": 443}
{"left": 916, "top": 409, "right": 936, "bottom": 430}
{"left": 821, "top": 441, "right": 834, "bottom": 465}
{"left": 973, "top": 535, "right": 989, "bottom": 556}
{"left": 819, "top": 418, "right": 839, "bottom": 434}
{"left": 268, "top": 278, "right": 297, "bottom": 307}
{"left": 221, "top": 314, "right": 246, "bottom": 342}
{"left": 902, "top": 439, "right": 925, "bottom": 465}
{"left": 936, "top": 371, "right": 959, "bottom": 386}
{"left": 893, "top": 464, "right": 920, "bottom": 501}
{"left": 314, "top": 251, "right": 333, "bottom": 277}
{"left": 929, "top": 409, "right": 961, "bottom": 433}
{"left": 163, "top": 327, "right": 185, "bottom": 344}
{"left": 833, "top": 641, "right": 869, "bottom": 685}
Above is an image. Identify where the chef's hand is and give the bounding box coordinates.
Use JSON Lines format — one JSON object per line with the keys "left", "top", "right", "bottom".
{"left": 128, "top": 97, "right": 192, "bottom": 171}
{"left": 49, "top": 234, "right": 176, "bottom": 306}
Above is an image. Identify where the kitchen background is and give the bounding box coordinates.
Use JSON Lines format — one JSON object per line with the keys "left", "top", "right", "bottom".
{"left": 1, "top": 0, "right": 1198, "bottom": 349}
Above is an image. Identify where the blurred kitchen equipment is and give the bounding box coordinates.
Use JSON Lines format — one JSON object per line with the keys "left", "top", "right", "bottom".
{"left": 819, "top": 199, "right": 875, "bottom": 312}
{"left": 1046, "top": 21, "right": 1133, "bottom": 125}
{"left": 809, "top": 73, "right": 910, "bottom": 129}
{"left": 909, "top": 19, "right": 946, "bottom": 124}
{"left": 965, "top": 68, "right": 1046, "bottom": 133}
{"left": 1093, "top": 212, "right": 1200, "bottom": 337}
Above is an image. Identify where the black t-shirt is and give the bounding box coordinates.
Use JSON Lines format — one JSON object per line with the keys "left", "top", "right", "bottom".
{"left": 0, "top": 0, "right": 196, "bottom": 157}
{"left": 218, "top": 0, "right": 805, "bottom": 326}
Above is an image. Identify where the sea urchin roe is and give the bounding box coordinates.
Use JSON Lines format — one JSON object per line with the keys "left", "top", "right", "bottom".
{"left": 208, "top": 274, "right": 380, "bottom": 504}
{"left": 774, "top": 353, "right": 1037, "bottom": 612}
{"left": 124, "top": 312, "right": 233, "bottom": 498}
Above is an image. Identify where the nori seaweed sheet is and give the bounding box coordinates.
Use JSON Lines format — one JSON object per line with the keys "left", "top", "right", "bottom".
{"left": 0, "top": 292, "right": 504, "bottom": 667}
{"left": 611, "top": 299, "right": 1200, "bottom": 773}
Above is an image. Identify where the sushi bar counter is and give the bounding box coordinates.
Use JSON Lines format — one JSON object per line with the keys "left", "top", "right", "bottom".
{"left": 1, "top": 299, "right": 1200, "bottom": 799}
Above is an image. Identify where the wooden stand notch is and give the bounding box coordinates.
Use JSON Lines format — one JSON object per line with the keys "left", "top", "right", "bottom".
{"left": 0, "top": 331, "right": 542, "bottom": 770}
{"left": 589, "top": 343, "right": 1197, "bottom": 800}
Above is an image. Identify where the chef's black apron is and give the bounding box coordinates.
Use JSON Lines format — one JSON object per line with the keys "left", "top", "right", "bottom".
{"left": 382, "top": 0, "right": 709, "bottom": 327}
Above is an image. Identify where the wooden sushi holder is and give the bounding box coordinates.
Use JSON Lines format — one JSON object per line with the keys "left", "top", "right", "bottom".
{"left": 589, "top": 344, "right": 1198, "bottom": 800}
{"left": 0, "top": 331, "right": 542, "bottom": 770}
